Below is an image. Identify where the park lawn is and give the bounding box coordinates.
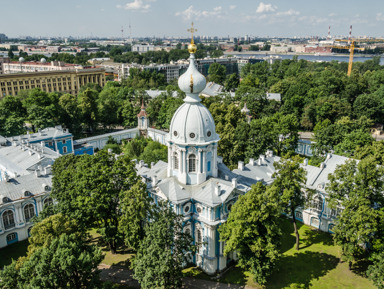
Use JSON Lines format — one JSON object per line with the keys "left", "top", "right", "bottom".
{"left": 90, "top": 229, "right": 134, "bottom": 268}
{"left": 220, "top": 218, "right": 376, "bottom": 289}
{"left": 0, "top": 239, "right": 29, "bottom": 268}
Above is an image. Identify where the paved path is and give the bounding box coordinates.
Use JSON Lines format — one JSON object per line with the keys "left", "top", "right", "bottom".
{"left": 98, "top": 264, "right": 252, "bottom": 289}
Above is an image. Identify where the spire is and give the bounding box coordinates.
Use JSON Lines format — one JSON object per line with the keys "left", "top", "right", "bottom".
{"left": 187, "top": 22, "right": 197, "bottom": 54}
{"left": 178, "top": 22, "right": 206, "bottom": 103}
{"left": 137, "top": 99, "right": 148, "bottom": 118}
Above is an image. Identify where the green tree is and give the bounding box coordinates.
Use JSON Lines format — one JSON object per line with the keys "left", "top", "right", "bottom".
{"left": 224, "top": 73, "right": 240, "bottom": 92}
{"left": 52, "top": 151, "right": 141, "bottom": 253}
{"left": 123, "top": 135, "right": 151, "bottom": 160}
{"left": 22, "top": 89, "right": 59, "bottom": 130}
{"left": 219, "top": 182, "right": 281, "bottom": 284}
{"left": 7, "top": 48, "right": 14, "bottom": 59}
{"left": 20, "top": 234, "right": 103, "bottom": 289}
{"left": 367, "top": 252, "right": 384, "bottom": 289}
{"left": 272, "top": 156, "right": 311, "bottom": 250}
{"left": 28, "top": 214, "right": 83, "bottom": 255}
{"left": 355, "top": 140, "right": 384, "bottom": 165}
{"left": 247, "top": 113, "right": 299, "bottom": 158}
{"left": 97, "top": 86, "right": 121, "bottom": 129}
{"left": 138, "top": 140, "right": 168, "bottom": 166}
{"left": 133, "top": 201, "right": 195, "bottom": 289}
{"left": 77, "top": 88, "right": 99, "bottom": 132}
{"left": 208, "top": 62, "right": 226, "bottom": 85}
{"left": 353, "top": 93, "right": 384, "bottom": 123}
{"left": 119, "top": 181, "right": 152, "bottom": 250}
{"left": 0, "top": 95, "right": 26, "bottom": 136}
{"left": 326, "top": 158, "right": 384, "bottom": 268}
{"left": 58, "top": 93, "right": 81, "bottom": 136}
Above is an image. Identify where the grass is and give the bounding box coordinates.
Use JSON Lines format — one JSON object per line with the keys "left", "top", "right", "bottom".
{"left": 89, "top": 229, "right": 134, "bottom": 268}
{"left": 182, "top": 266, "right": 213, "bottom": 281}
{"left": 0, "top": 239, "right": 29, "bottom": 268}
{"left": 218, "top": 218, "right": 376, "bottom": 289}
{"left": 0, "top": 229, "right": 134, "bottom": 270}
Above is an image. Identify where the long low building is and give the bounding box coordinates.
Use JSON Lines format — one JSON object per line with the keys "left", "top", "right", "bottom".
{"left": 0, "top": 68, "right": 105, "bottom": 97}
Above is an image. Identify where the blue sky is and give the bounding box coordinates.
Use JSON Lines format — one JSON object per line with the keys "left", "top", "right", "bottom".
{"left": 1, "top": 0, "right": 383, "bottom": 38}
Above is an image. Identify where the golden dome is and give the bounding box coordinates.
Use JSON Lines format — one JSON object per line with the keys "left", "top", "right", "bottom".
{"left": 188, "top": 43, "right": 197, "bottom": 54}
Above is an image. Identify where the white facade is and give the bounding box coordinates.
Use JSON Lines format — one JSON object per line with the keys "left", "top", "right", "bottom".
{"left": 3, "top": 61, "right": 79, "bottom": 74}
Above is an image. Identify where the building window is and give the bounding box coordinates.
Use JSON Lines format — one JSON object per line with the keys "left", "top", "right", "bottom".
{"left": 173, "top": 152, "right": 179, "bottom": 170}
{"left": 63, "top": 147, "right": 67, "bottom": 153}
{"left": 312, "top": 195, "right": 323, "bottom": 212}
{"left": 62, "top": 139, "right": 66, "bottom": 144}
{"left": 6, "top": 233, "right": 17, "bottom": 243}
{"left": 188, "top": 154, "right": 196, "bottom": 173}
{"left": 197, "top": 229, "right": 202, "bottom": 244}
{"left": 331, "top": 207, "right": 343, "bottom": 218}
{"left": 3, "top": 210, "right": 15, "bottom": 229}
{"left": 295, "top": 211, "right": 303, "bottom": 220}
{"left": 24, "top": 204, "right": 35, "bottom": 222}
{"left": 44, "top": 197, "right": 53, "bottom": 207}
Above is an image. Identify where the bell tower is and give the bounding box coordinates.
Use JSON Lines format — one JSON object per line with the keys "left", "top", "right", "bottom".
{"left": 166, "top": 23, "right": 219, "bottom": 185}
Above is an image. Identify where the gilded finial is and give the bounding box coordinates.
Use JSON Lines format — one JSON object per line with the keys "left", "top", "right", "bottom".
{"left": 187, "top": 22, "right": 197, "bottom": 54}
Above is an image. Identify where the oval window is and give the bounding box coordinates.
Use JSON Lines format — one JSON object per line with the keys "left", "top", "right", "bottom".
{"left": 189, "top": 133, "right": 196, "bottom": 139}
{"left": 207, "top": 131, "right": 211, "bottom": 137}
{"left": 173, "top": 131, "right": 178, "bottom": 137}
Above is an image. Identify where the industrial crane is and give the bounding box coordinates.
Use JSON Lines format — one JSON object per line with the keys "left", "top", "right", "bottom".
{"left": 332, "top": 39, "right": 364, "bottom": 76}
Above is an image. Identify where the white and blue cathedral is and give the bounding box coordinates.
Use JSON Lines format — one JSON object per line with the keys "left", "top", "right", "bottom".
{"left": 135, "top": 39, "right": 349, "bottom": 275}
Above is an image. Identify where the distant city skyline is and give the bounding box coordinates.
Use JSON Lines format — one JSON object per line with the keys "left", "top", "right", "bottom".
{"left": 1, "top": 0, "right": 384, "bottom": 38}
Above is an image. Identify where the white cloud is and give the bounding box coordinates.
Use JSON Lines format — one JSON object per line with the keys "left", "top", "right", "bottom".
{"left": 116, "top": 0, "right": 153, "bottom": 12}
{"left": 328, "top": 12, "right": 336, "bottom": 17}
{"left": 276, "top": 9, "right": 300, "bottom": 16}
{"left": 376, "top": 13, "right": 384, "bottom": 21}
{"left": 256, "top": 2, "right": 277, "bottom": 13}
{"left": 175, "top": 5, "right": 224, "bottom": 20}
{"left": 229, "top": 5, "right": 236, "bottom": 10}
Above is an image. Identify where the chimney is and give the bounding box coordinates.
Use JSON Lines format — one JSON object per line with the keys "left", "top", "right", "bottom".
{"left": 215, "top": 183, "right": 221, "bottom": 196}
{"left": 260, "top": 154, "right": 265, "bottom": 163}
{"left": 29, "top": 150, "right": 33, "bottom": 156}
{"left": 152, "top": 175, "right": 158, "bottom": 187}
{"left": 232, "top": 178, "right": 237, "bottom": 188}
{"left": 249, "top": 158, "right": 255, "bottom": 166}
{"left": 238, "top": 161, "right": 244, "bottom": 171}
{"left": 44, "top": 166, "right": 51, "bottom": 175}
{"left": 35, "top": 170, "right": 41, "bottom": 177}
{"left": 303, "top": 158, "right": 308, "bottom": 166}
{"left": 151, "top": 162, "right": 155, "bottom": 168}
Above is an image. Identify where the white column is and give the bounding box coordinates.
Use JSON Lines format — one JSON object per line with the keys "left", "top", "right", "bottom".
{"left": 167, "top": 146, "right": 172, "bottom": 177}
{"left": 178, "top": 150, "right": 182, "bottom": 173}
{"left": 213, "top": 144, "right": 218, "bottom": 177}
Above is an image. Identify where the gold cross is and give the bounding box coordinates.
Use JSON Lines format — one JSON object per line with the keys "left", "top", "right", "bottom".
{"left": 187, "top": 22, "right": 197, "bottom": 44}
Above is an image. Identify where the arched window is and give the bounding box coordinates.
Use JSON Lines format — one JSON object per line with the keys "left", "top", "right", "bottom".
{"left": 173, "top": 152, "right": 179, "bottom": 170}
{"left": 3, "top": 210, "right": 15, "bottom": 229}
{"left": 44, "top": 197, "right": 53, "bottom": 207}
{"left": 188, "top": 154, "right": 196, "bottom": 173}
{"left": 197, "top": 229, "right": 202, "bottom": 244}
{"left": 312, "top": 195, "right": 323, "bottom": 212}
{"left": 24, "top": 204, "right": 35, "bottom": 222}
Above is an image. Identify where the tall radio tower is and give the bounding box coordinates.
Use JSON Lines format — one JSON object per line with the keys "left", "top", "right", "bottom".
{"left": 121, "top": 26, "right": 124, "bottom": 41}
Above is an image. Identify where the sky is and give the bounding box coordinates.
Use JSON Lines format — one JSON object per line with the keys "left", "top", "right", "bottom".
{"left": 1, "top": 0, "right": 384, "bottom": 38}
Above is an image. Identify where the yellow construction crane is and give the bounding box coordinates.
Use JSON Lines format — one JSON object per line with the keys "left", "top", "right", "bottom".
{"left": 332, "top": 39, "right": 365, "bottom": 76}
